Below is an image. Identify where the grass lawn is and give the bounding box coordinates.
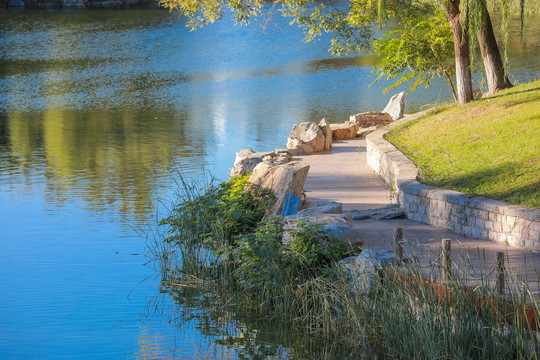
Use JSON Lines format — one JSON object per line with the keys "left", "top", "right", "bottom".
{"left": 386, "top": 79, "right": 540, "bottom": 208}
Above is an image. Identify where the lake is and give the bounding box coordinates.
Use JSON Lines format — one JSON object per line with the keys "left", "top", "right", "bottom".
{"left": 0, "top": 8, "right": 538, "bottom": 359}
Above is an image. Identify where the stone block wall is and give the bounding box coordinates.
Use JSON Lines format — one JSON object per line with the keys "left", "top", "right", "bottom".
{"left": 366, "top": 116, "right": 540, "bottom": 251}
{"left": 350, "top": 111, "right": 393, "bottom": 128}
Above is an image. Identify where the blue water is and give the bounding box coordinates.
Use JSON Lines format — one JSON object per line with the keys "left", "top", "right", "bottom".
{"left": 0, "top": 9, "right": 538, "bottom": 359}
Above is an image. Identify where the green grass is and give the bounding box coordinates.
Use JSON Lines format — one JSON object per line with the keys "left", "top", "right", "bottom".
{"left": 386, "top": 80, "right": 540, "bottom": 208}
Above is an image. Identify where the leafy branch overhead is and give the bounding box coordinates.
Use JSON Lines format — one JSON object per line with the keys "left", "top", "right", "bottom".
{"left": 279, "top": 1, "right": 372, "bottom": 56}
{"left": 372, "top": 12, "right": 457, "bottom": 101}
{"left": 161, "top": 0, "right": 527, "bottom": 104}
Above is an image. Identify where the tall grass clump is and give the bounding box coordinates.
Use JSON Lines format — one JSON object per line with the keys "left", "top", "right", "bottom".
{"left": 154, "top": 174, "right": 540, "bottom": 359}
{"left": 159, "top": 174, "right": 275, "bottom": 279}
{"left": 367, "top": 264, "right": 540, "bottom": 359}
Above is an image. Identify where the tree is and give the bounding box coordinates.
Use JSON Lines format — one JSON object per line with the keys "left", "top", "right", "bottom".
{"left": 358, "top": 0, "right": 519, "bottom": 101}
{"left": 472, "top": 0, "right": 513, "bottom": 94}
{"left": 372, "top": 12, "right": 458, "bottom": 102}
{"left": 442, "top": 0, "right": 474, "bottom": 104}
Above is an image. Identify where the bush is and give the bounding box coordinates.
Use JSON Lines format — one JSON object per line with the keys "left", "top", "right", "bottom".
{"left": 229, "top": 218, "right": 352, "bottom": 316}
{"left": 158, "top": 175, "right": 354, "bottom": 320}
{"left": 160, "top": 175, "right": 276, "bottom": 250}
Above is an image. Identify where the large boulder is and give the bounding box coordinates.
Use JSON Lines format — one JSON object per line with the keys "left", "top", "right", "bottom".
{"left": 231, "top": 149, "right": 289, "bottom": 176}
{"left": 330, "top": 121, "right": 359, "bottom": 140}
{"left": 250, "top": 160, "right": 309, "bottom": 198}
{"left": 338, "top": 248, "right": 400, "bottom": 293}
{"left": 319, "top": 224, "right": 361, "bottom": 246}
{"left": 287, "top": 122, "right": 327, "bottom": 153}
{"left": 318, "top": 118, "right": 333, "bottom": 150}
{"left": 231, "top": 149, "right": 268, "bottom": 176}
{"left": 349, "top": 112, "right": 393, "bottom": 139}
{"left": 288, "top": 144, "right": 313, "bottom": 156}
{"left": 284, "top": 213, "right": 353, "bottom": 227}
{"left": 250, "top": 160, "right": 310, "bottom": 216}
{"left": 383, "top": 92, "right": 406, "bottom": 120}
{"left": 282, "top": 214, "right": 359, "bottom": 246}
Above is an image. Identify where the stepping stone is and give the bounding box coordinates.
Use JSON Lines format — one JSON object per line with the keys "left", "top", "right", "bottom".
{"left": 345, "top": 204, "right": 404, "bottom": 220}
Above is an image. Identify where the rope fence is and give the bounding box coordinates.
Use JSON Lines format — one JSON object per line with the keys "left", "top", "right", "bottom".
{"left": 392, "top": 228, "right": 507, "bottom": 295}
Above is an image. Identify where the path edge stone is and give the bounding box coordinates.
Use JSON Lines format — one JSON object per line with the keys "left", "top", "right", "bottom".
{"left": 366, "top": 113, "right": 540, "bottom": 251}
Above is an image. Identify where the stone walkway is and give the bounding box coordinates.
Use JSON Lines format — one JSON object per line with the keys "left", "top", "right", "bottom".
{"left": 297, "top": 138, "right": 540, "bottom": 300}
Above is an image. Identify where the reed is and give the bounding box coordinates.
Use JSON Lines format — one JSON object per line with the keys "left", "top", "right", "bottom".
{"left": 153, "top": 175, "right": 540, "bottom": 359}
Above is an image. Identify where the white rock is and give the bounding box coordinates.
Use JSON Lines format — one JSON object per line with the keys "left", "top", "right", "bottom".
{"left": 383, "top": 92, "right": 406, "bottom": 120}
{"left": 284, "top": 213, "right": 353, "bottom": 227}
{"left": 281, "top": 218, "right": 359, "bottom": 246}
{"left": 231, "top": 149, "right": 289, "bottom": 176}
{"left": 350, "top": 111, "right": 393, "bottom": 126}
{"left": 318, "top": 118, "right": 333, "bottom": 150}
{"left": 338, "top": 249, "right": 396, "bottom": 293}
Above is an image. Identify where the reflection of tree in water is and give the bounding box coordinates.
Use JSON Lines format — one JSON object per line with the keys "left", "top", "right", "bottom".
{"left": 0, "top": 9, "right": 214, "bottom": 221}
{"left": 1, "top": 106, "right": 206, "bottom": 220}
{"left": 141, "top": 281, "right": 364, "bottom": 360}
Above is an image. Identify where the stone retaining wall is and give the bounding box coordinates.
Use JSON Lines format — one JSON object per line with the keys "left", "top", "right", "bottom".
{"left": 366, "top": 115, "right": 540, "bottom": 251}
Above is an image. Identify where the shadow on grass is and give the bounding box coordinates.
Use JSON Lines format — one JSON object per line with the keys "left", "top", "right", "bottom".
{"left": 422, "top": 162, "right": 540, "bottom": 208}
{"left": 479, "top": 85, "right": 540, "bottom": 103}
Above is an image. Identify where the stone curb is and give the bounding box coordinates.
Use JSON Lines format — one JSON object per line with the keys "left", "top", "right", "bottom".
{"left": 366, "top": 114, "right": 540, "bottom": 251}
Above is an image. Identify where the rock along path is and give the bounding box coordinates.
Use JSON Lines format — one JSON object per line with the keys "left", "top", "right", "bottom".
{"left": 296, "top": 137, "right": 540, "bottom": 300}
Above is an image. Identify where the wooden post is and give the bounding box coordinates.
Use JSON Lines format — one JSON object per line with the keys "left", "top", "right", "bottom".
{"left": 393, "top": 227, "right": 403, "bottom": 266}
{"left": 497, "top": 251, "right": 505, "bottom": 295}
{"left": 441, "top": 239, "right": 452, "bottom": 282}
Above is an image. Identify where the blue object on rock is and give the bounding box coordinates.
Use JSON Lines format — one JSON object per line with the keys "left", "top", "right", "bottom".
{"left": 281, "top": 194, "right": 301, "bottom": 216}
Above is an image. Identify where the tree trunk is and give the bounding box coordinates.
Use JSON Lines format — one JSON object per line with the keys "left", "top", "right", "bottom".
{"left": 444, "top": 0, "right": 473, "bottom": 105}
{"left": 477, "top": 9, "right": 513, "bottom": 94}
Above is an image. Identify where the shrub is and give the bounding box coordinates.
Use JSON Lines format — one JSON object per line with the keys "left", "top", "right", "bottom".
{"left": 158, "top": 175, "right": 354, "bottom": 320}
{"left": 228, "top": 218, "right": 352, "bottom": 316}
{"left": 160, "top": 174, "right": 276, "bottom": 250}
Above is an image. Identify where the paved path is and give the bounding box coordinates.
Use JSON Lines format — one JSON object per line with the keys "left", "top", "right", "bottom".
{"left": 297, "top": 137, "right": 540, "bottom": 300}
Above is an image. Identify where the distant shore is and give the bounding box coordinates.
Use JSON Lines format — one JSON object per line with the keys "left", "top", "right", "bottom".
{"left": 1, "top": 0, "right": 159, "bottom": 10}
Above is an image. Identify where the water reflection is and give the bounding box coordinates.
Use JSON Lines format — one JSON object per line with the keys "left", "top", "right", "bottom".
{"left": 141, "top": 282, "right": 367, "bottom": 360}
{"left": 0, "top": 107, "right": 203, "bottom": 218}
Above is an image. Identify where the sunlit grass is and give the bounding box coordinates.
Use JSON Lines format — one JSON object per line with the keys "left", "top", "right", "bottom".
{"left": 386, "top": 80, "right": 540, "bottom": 208}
